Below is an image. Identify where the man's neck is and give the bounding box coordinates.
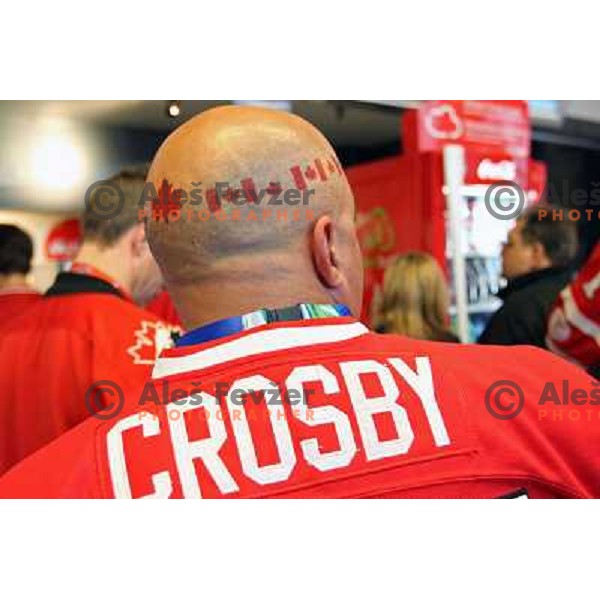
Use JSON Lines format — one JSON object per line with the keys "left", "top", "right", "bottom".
{"left": 171, "top": 279, "right": 338, "bottom": 332}
{"left": 74, "top": 242, "right": 132, "bottom": 294}
{"left": 0, "top": 274, "right": 31, "bottom": 291}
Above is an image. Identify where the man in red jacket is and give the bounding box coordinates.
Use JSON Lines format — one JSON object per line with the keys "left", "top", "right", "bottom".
{"left": 0, "top": 169, "right": 179, "bottom": 476}
{"left": 0, "top": 224, "right": 41, "bottom": 322}
{"left": 547, "top": 241, "right": 600, "bottom": 377}
{"left": 1, "top": 107, "right": 598, "bottom": 498}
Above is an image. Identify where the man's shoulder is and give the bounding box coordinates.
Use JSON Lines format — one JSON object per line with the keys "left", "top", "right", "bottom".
{"left": 364, "top": 330, "right": 563, "bottom": 378}
{"left": 507, "top": 269, "right": 573, "bottom": 305}
{"left": 48, "top": 292, "right": 175, "bottom": 333}
{"left": 0, "top": 295, "right": 176, "bottom": 375}
{"left": 0, "top": 293, "right": 159, "bottom": 337}
{"left": 85, "top": 296, "right": 181, "bottom": 340}
{"left": 285, "top": 327, "right": 553, "bottom": 376}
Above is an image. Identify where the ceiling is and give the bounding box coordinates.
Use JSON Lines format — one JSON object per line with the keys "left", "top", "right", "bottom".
{"left": 3, "top": 100, "right": 600, "bottom": 150}
{"left": 0, "top": 100, "right": 403, "bottom": 147}
{"left": 2, "top": 100, "right": 599, "bottom": 214}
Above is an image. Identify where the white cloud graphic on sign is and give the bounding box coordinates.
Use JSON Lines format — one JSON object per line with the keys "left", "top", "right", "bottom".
{"left": 424, "top": 104, "right": 464, "bottom": 140}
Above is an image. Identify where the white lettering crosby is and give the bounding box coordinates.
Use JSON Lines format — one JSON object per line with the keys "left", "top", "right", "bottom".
{"left": 106, "top": 357, "right": 451, "bottom": 498}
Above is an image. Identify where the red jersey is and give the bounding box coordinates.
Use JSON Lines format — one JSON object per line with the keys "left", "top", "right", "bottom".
{"left": 145, "top": 289, "right": 183, "bottom": 328}
{"left": 547, "top": 242, "right": 600, "bottom": 369}
{"left": 0, "top": 287, "right": 41, "bottom": 323}
{"left": 0, "top": 271, "right": 179, "bottom": 476}
{"left": 0, "top": 316, "right": 598, "bottom": 498}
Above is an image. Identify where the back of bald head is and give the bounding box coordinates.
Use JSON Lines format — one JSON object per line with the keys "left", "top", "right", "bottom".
{"left": 145, "top": 106, "right": 355, "bottom": 285}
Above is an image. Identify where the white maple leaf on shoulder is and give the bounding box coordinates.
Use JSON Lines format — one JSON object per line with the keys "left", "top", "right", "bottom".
{"left": 127, "top": 321, "right": 182, "bottom": 365}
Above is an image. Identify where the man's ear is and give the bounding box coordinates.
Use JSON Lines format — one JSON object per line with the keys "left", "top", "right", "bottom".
{"left": 531, "top": 240, "right": 551, "bottom": 269}
{"left": 312, "top": 215, "right": 343, "bottom": 289}
{"left": 128, "top": 223, "right": 148, "bottom": 259}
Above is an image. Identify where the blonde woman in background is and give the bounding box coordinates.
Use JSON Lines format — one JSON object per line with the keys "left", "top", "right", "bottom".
{"left": 376, "top": 251, "right": 460, "bottom": 343}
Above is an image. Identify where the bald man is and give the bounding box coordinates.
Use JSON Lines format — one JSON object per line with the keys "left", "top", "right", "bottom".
{"left": 144, "top": 105, "right": 363, "bottom": 325}
{"left": 1, "top": 106, "right": 599, "bottom": 498}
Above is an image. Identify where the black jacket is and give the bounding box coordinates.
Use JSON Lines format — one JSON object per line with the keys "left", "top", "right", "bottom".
{"left": 478, "top": 266, "right": 573, "bottom": 348}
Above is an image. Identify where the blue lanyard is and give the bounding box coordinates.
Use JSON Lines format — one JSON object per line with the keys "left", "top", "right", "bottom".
{"left": 176, "top": 303, "right": 352, "bottom": 347}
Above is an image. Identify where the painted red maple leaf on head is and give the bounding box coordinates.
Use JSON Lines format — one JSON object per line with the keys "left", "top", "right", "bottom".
{"left": 151, "top": 179, "right": 183, "bottom": 217}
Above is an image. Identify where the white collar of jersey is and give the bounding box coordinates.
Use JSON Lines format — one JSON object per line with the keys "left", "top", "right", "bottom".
{"left": 152, "top": 319, "right": 368, "bottom": 380}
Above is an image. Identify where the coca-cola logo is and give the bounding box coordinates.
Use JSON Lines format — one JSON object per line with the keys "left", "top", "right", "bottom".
{"left": 476, "top": 159, "right": 517, "bottom": 181}
{"left": 47, "top": 239, "right": 80, "bottom": 258}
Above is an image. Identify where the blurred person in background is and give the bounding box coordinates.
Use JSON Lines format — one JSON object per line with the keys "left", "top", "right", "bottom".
{"left": 0, "top": 168, "right": 179, "bottom": 476}
{"left": 2, "top": 107, "right": 599, "bottom": 499}
{"left": 0, "top": 224, "right": 41, "bottom": 321}
{"left": 376, "top": 252, "right": 459, "bottom": 342}
{"left": 546, "top": 241, "right": 600, "bottom": 379}
{"left": 479, "top": 205, "right": 578, "bottom": 348}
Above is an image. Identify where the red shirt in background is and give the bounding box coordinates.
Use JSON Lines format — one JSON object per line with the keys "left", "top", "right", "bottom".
{"left": 0, "top": 317, "right": 598, "bottom": 498}
{"left": 0, "top": 287, "right": 41, "bottom": 324}
{"left": 0, "top": 271, "right": 180, "bottom": 476}
{"left": 145, "top": 289, "right": 183, "bottom": 329}
{"left": 547, "top": 242, "right": 600, "bottom": 369}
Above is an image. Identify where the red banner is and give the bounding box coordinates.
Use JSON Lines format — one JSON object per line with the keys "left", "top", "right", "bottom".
{"left": 405, "top": 100, "right": 530, "bottom": 159}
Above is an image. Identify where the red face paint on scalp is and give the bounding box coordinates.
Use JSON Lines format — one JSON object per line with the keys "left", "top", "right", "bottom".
{"left": 151, "top": 179, "right": 181, "bottom": 218}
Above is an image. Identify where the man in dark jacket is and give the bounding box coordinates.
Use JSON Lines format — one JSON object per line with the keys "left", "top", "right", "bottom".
{"left": 479, "top": 205, "right": 578, "bottom": 348}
